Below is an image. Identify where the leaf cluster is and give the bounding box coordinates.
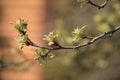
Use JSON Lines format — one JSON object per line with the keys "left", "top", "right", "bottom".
{"left": 14, "top": 18, "right": 87, "bottom": 64}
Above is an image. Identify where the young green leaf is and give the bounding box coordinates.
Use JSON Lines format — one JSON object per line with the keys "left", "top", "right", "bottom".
{"left": 43, "top": 32, "right": 59, "bottom": 46}
{"left": 72, "top": 25, "right": 86, "bottom": 43}
{"left": 35, "top": 48, "right": 48, "bottom": 55}
{"left": 47, "top": 53, "right": 55, "bottom": 59}
{"left": 18, "top": 44, "right": 24, "bottom": 50}
{"left": 14, "top": 19, "right": 28, "bottom": 35}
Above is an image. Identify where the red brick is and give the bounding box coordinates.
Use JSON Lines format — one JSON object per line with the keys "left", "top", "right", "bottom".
{"left": 0, "top": 0, "right": 46, "bottom": 80}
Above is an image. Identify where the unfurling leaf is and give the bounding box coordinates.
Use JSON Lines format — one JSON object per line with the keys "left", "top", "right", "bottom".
{"left": 14, "top": 19, "right": 28, "bottom": 35}
{"left": 72, "top": 25, "right": 86, "bottom": 43}
{"left": 22, "top": 35, "right": 28, "bottom": 43}
{"left": 43, "top": 32, "right": 59, "bottom": 46}
{"left": 38, "top": 58, "right": 48, "bottom": 65}
{"left": 35, "top": 48, "right": 55, "bottom": 64}
{"left": 35, "top": 48, "right": 47, "bottom": 55}
{"left": 18, "top": 44, "right": 24, "bottom": 50}
{"left": 16, "top": 19, "right": 28, "bottom": 30}
{"left": 47, "top": 53, "right": 55, "bottom": 59}
{"left": 37, "top": 53, "right": 55, "bottom": 65}
{"left": 15, "top": 35, "right": 28, "bottom": 44}
{"left": 48, "top": 41, "right": 54, "bottom": 46}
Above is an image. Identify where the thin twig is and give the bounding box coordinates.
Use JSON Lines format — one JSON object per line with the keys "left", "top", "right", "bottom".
{"left": 26, "top": 26, "right": 120, "bottom": 50}
{"left": 82, "top": 34, "right": 94, "bottom": 39}
{"left": 27, "top": 37, "right": 52, "bottom": 50}
{"left": 87, "top": 0, "right": 109, "bottom": 9}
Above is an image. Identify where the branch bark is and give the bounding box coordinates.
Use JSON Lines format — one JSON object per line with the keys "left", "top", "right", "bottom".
{"left": 27, "top": 26, "right": 120, "bottom": 51}
{"left": 87, "top": 0, "right": 109, "bottom": 9}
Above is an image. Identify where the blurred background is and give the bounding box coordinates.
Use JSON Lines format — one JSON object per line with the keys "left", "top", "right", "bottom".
{"left": 0, "top": 0, "right": 120, "bottom": 80}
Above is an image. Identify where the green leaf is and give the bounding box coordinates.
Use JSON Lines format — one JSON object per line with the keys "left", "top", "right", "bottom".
{"left": 18, "top": 44, "right": 24, "bottom": 50}
{"left": 47, "top": 53, "right": 55, "bottom": 59}
{"left": 38, "top": 58, "right": 48, "bottom": 65}
{"left": 15, "top": 37, "right": 22, "bottom": 42}
{"left": 15, "top": 35, "right": 28, "bottom": 45}
{"left": 35, "top": 48, "right": 41, "bottom": 55}
{"left": 14, "top": 24, "right": 21, "bottom": 31}
{"left": 17, "top": 19, "right": 28, "bottom": 29}
{"left": 72, "top": 25, "right": 86, "bottom": 35}
{"left": 43, "top": 32, "right": 59, "bottom": 46}
{"left": 73, "top": 36, "right": 79, "bottom": 43}
{"left": 72, "top": 25, "right": 86, "bottom": 43}
{"left": 37, "top": 53, "right": 55, "bottom": 65}
{"left": 14, "top": 19, "right": 28, "bottom": 35}
{"left": 48, "top": 41, "right": 54, "bottom": 46}
{"left": 22, "top": 35, "right": 28, "bottom": 43}
{"left": 35, "top": 48, "right": 47, "bottom": 55}
{"left": 35, "top": 49, "right": 55, "bottom": 64}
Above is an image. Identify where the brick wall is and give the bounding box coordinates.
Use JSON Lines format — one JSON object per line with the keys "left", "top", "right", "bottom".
{"left": 0, "top": 0, "right": 46, "bottom": 80}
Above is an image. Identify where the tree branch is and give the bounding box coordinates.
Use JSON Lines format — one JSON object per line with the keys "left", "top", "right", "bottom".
{"left": 87, "top": 0, "right": 109, "bottom": 9}
{"left": 26, "top": 26, "right": 120, "bottom": 51}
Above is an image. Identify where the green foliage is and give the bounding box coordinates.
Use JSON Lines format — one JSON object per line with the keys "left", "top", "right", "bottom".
{"left": 15, "top": 35, "right": 28, "bottom": 43}
{"left": 35, "top": 48, "right": 47, "bottom": 55}
{"left": 72, "top": 25, "right": 86, "bottom": 43}
{"left": 43, "top": 32, "right": 59, "bottom": 46}
{"left": 35, "top": 48, "right": 55, "bottom": 64}
{"left": 14, "top": 19, "right": 87, "bottom": 65}
{"left": 14, "top": 19, "right": 28, "bottom": 35}
{"left": 14, "top": 19, "right": 29, "bottom": 51}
